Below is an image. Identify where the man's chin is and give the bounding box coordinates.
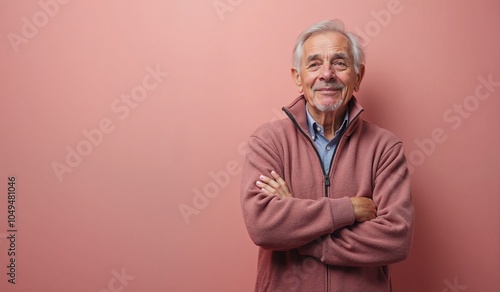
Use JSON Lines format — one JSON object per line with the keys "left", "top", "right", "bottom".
{"left": 314, "top": 99, "right": 344, "bottom": 112}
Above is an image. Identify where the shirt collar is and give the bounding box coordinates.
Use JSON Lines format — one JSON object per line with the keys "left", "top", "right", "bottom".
{"left": 306, "top": 103, "right": 349, "bottom": 141}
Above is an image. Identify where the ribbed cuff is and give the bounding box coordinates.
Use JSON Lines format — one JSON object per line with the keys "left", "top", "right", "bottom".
{"left": 330, "top": 196, "right": 355, "bottom": 230}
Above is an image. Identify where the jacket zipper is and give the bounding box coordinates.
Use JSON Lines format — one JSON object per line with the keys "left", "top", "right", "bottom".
{"left": 282, "top": 107, "right": 362, "bottom": 196}
{"left": 282, "top": 108, "right": 330, "bottom": 195}
{"left": 283, "top": 105, "right": 363, "bottom": 292}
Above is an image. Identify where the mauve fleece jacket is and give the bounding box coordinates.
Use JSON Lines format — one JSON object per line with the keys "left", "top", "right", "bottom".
{"left": 240, "top": 95, "right": 414, "bottom": 292}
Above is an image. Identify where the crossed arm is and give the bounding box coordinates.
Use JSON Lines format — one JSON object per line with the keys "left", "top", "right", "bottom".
{"left": 241, "top": 134, "right": 414, "bottom": 266}
{"left": 257, "top": 171, "right": 377, "bottom": 223}
{"left": 256, "top": 168, "right": 413, "bottom": 266}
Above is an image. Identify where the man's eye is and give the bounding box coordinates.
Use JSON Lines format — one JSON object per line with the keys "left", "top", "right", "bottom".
{"left": 308, "top": 63, "right": 320, "bottom": 68}
{"left": 333, "top": 61, "right": 347, "bottom": 69}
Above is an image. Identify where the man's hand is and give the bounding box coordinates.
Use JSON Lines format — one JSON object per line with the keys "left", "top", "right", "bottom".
{"left": 256, "top": 171, "right": 292, "bottom": 198}
{"left": 350, "top": 197, "right": 377, "bottom": 222}
{"left": 256, "top": 172, "right": 376, "bottom": 221}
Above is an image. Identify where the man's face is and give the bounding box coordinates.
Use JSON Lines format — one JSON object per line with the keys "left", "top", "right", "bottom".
{"left": 292, "top": 32, "right": 364, "bottom": 113}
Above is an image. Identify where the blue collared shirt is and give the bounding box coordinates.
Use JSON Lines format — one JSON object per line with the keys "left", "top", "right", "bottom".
{"left": 306, "top": 104, "right": 349, "bottom": 174}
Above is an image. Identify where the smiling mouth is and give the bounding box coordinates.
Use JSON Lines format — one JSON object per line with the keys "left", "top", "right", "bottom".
{"left": 315, "top": 84, "right": 343, "bottom": 91}
{"left": 316, "top": 88, "right": 342, "bottom": 95}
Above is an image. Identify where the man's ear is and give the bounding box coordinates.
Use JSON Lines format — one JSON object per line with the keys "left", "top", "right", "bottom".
{"left": 354, "top": 64, "right": 365, "bottom": 92}
{"left": 291, "top": 68, "right": 303, "bottom": 93}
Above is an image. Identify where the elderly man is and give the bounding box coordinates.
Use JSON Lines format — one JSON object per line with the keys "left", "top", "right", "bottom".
{"left": 240, "top": 19, "right": 414, "bottom": 292}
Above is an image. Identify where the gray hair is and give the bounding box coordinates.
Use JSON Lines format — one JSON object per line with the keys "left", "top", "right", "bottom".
{"left": 292, "top": 19, "right": 365, "bottom": 74}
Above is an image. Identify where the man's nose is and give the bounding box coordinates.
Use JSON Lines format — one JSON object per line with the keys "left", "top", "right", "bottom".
{"left": 320, "top": 64, "right": 335, "bottom": 81}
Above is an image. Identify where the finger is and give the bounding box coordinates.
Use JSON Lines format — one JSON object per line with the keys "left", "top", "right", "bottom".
{"left": 268, "top": 171, "right": 290, "bottom": 197}
{"left": 259, "top": 175, "right": 281, "bottom": 189}
{"left": 258, "top": 173, "right": 292, "bottom": 198}
{"left": 271, "top": 171, "right": 291, "bottom": 197}
{"left": 256, "top": 180, "right": 282, "bottom": 197}
{"left": 260, "top": 187, "right": 270, "bottom": 195}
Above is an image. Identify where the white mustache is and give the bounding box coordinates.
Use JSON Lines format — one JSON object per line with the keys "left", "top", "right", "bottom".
{"left": 313, "top": 83, "right": 344, "bottom": 91}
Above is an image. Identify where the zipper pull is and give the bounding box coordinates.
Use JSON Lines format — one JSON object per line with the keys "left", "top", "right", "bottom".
{"left": 324, "top": 176, "right": 330, "bottom": 187}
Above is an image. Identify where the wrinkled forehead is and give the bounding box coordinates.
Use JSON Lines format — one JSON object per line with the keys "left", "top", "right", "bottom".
{"left": 302, "top": 31, "right": 352, "bottom": 60}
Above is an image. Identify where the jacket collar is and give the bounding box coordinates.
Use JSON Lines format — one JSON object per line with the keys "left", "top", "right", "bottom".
{"left": 282, "top": 95, "right": 364, "bottom": 137}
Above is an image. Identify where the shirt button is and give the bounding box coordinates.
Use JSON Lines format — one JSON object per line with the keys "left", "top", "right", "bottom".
{"left": 326, "top": 146, "right": 331, "bottom": 150}
{"left": 316, "top": 127, "right": 321, "bottom": 132}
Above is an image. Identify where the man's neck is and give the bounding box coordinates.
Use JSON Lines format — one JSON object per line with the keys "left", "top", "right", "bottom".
{"left": 308, "top": 105, "right": 347, "bottom": 140}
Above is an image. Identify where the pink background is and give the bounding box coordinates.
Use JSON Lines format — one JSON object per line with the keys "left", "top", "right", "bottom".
{"left": 1, "top": 1, "right": 499, "bottom": 291}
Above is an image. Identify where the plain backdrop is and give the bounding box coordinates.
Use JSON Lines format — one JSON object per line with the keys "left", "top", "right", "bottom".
{"left": 1, "top": 0, "right": 499, "bottom": 291}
